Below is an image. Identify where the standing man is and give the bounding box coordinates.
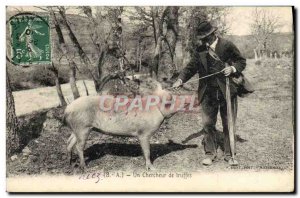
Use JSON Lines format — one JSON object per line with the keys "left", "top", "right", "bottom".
{"left": 172, "top": 21, "right": 246, "bottom": 166}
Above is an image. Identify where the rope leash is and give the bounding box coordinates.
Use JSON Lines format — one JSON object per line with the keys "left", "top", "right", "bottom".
{"left": 182, "top": 70, "right": 223, "bottom": 85}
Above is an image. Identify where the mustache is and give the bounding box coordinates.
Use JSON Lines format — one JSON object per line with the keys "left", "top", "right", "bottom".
{"left": 202, "top": 37, "right": 211, "bottom": 43}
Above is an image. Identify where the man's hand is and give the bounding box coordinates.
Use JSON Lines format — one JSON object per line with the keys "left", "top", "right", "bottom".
{"left": 222, "top": 66, "right": 236, "bottom": 76}
{"left": 172, "top": 79, "right": 183, "bottom": 89}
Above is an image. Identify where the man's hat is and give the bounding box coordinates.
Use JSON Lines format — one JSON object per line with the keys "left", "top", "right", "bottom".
{"left": 196, "top": 21, "right": 218, "bottom": 39}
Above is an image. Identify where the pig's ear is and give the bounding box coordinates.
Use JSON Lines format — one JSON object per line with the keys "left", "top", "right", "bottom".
{"left": 155, "top": 82, "right": 163, "bottom": 92}
{"left": 146, "top": 77, "right": 154, "bottom": 85}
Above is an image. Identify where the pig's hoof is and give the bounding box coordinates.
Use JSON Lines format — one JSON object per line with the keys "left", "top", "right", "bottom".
{"left": 79, "top": 168, "right": 86, "bottom": 173}
{"left": 71, "top": 162, "right": 77, "bottom": 169}
{"left": 79, "top": 165, "right": 87, "bottom": 173}
{"left": 146, "top": 164, "right": 156, "bottom": 171}
{"left": 70, "top": 158, "right": 79, "bottom": 168}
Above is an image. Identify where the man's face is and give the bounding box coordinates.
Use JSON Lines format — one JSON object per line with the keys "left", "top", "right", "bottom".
{"left": 201, "top": 34, "right": 215, "bottom": 46}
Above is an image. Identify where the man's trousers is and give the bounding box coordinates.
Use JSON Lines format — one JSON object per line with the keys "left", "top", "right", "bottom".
{"left": 201, "top": 86, "right": 237, "bottom": 157}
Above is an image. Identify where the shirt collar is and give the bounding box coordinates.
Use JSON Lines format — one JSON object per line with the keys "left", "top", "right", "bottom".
{"left": 207, "top": 37, "right": 219, "bottom": 51}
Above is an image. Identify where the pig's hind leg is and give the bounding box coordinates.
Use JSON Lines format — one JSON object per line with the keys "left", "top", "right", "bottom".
{"left": 138, "top": 132, "right": 155, "bottom": 171}
{"left": 67, "top": 133, "right": 77, "bottom": 165}
{"left": 74, "top": 127, "right": 92, "bottom": 171}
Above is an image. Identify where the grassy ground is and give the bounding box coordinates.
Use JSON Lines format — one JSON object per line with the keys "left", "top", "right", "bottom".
{"left": 7, "top": 58, "right": 294, "bottom": 175}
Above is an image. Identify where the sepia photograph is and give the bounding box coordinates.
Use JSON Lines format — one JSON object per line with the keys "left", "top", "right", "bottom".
{"left": 5, "top": 5, "right": 294, "bottom": 192}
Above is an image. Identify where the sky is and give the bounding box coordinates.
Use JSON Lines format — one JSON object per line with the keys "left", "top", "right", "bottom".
{"left": 6, "top": 6, "right": 294, "bottom": 36}
{"left": 226, "top": 7, "right": 293, "bottom": 35}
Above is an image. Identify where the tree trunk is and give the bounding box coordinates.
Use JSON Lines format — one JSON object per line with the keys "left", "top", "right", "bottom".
{"left": 94, "top": 50, "right": 106, "bottom": 92}
{"left": 151, "top": 8, "right": 158, "bottom": 46}
{"left": 50, "top": 62, "right": 67, "bottom": 106}
{"left": 49, "top": 9, "right": 80, "bottom": 100}
{"left": 254, "top": 49, "right": 258, "bottom": 60}
{"left": 67, "top": 60, "right": 80, "bottom": 99}
{"left": 117, "top": 9, "right": 124, "bottom": 71}
{"left": 165, "top": 6, "right": 179, "bottom": 71}
{"left": 47, "top": 10, "right": 68, "bottom": 105}
{"left": 136, "top": 40, "right": 140, "bottom": 70}
{"left": 6, "top": 73, "right": 20, "bottom": 157}
{"left": 58, "top": 7, "right": 91, "bottom": 65}
{"left": 44, "top": 56, "right": 68, "bottom": 102}
{"left": 96, "top": 71, "right": 125, "bottom": 92}
{"left": 139, "top": 46, "right": 142, "bottom": 72}
{"left": 79, "top": 6, "right": 107, "bottom": 93}
{"left": 58, "top": 6, "right": 98, "bottom": 82}
{"left": 180, "top": 8, "right": 192, "bottom": 72}
{"left": 153, "top": 36, "right": 162, "bottom": 79}
{"left": 59, "top": 44, "right": 80, "bottom": 99}
{"left": 82, "top": 80, "right": 89, "bottom": 96}
{"left": 152, "top": 7, "right": 167, "bottom": 79}
{"left": 263, "top": 41, "right": 267, "bottom": 59}
{"left": 58, "top": 6, "right": 110, "bottom": 94}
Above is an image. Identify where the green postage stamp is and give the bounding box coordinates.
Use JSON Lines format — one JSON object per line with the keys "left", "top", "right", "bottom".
{"left": 9, "top": 14, "right": 51, "bottom": 65}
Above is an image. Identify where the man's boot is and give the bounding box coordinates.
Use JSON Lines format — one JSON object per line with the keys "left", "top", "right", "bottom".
{"left": 202, "top": 154, "right": 216, "bottom": 166}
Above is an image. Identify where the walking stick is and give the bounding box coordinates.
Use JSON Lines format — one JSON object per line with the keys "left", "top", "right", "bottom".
{"left": 225, "top": 63, "right": 238, "bottom": 165}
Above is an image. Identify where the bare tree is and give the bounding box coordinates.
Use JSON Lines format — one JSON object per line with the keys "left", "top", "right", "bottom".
{"left": 58, "top": 7, "right": 94, "bottom": 70}
{"left": 206, "top": 7, "right": 231, "bottom": 35}
{"left": 52, "top": 6, "right": 127, "bottom": 94}
{"left": 48, "top": 62, "right": 67, "bottom": 106}
{"left": 6, "top": 73, "right": 20, "bottom": 157}
{"left": 77, "top": 6, "right": 109, "bottom": 92}
{"left": 179, "top": 7, "right": 208, "bottom": 75}
{"left": 126, "top": 7, "right": 154, "bottom": 73}
{"left": 49, "top": 7, "right": 81, "bottom": 100}
{"left": 250, "top": 8, "right": 281, "bottom": 59}
{"left": 127, "top": 7, "right": 179, "bottom": 80}
{"left": 78, "top": 6, "right": 127, "bottom": 92}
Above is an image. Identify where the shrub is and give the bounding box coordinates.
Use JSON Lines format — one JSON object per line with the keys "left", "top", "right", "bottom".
{"left": 29, "top": 67, "right": 69, "bottom": 87}
{"left": 29, "top": 67, "right": 56, "bottom": 86}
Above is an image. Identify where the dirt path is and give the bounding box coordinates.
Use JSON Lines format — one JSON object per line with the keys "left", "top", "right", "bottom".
{"left": 13, "top": 80, "right": 97, "bottom": 116}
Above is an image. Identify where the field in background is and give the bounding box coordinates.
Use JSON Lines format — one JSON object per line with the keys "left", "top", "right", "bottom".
{"left": 7, "top": 58, "right": 294, "bottom": 174}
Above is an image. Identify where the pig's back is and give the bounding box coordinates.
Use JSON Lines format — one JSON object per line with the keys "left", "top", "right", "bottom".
{"left": 93, "top": 107, "right": 165, "bottom": 136}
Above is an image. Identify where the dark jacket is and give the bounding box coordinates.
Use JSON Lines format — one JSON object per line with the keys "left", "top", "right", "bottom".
{"left": 178, "top": 37, "right": 246, "bottom": 103}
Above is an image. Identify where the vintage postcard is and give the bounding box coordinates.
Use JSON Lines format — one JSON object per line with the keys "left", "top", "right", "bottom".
{"left": 6, "top": 6, "right": 294, "bottom": 192}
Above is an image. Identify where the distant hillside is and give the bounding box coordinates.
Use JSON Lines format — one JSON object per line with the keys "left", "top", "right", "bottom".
{"left": 225, "top": 33, "right": 294, "bottom": 59}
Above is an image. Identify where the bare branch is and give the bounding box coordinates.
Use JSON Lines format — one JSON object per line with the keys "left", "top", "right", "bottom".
{"left": 250, "top": 8, "right": 281, "bottom": 50}
{"left": 33, "top": 6, "right": 49, "bottom": 12}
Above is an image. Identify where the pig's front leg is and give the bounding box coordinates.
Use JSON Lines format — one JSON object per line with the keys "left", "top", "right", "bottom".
{"left": 138, "top": 133, "right": 155, "bottom": 171}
